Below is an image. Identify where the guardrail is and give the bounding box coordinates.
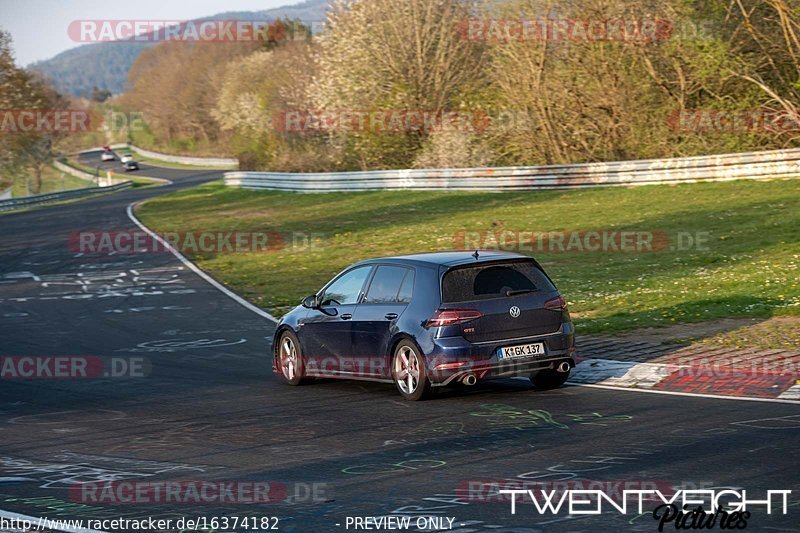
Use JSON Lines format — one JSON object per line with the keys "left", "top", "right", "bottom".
{"left": 79, "top": 145, "right": 238, "bottom": 168}
{"left": 128, "top": 145, "right": 237, "bottom": 168}
{"left": 224, "top": 147, "right": 800, "bottom": 192}
{"left": 55, "top": 159, "right": 131, "bottom": 187}
{"left": 54, "top": 159, "right": 98, "bottom": 182}
{"left": 0, "top": 181, "right": 133, "bottom": 213}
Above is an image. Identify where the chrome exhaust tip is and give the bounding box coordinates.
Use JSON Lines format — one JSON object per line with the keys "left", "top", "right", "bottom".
{"left": 462, "top": 374, "right": 477, "bottom": 386}
{"left": 557, "top": 362, "right": 571, "bottom": 373}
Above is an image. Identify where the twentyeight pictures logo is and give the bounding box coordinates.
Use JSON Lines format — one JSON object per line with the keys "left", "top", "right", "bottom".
{"left": 498, "top": 489, "right": 791, "bottom": 531}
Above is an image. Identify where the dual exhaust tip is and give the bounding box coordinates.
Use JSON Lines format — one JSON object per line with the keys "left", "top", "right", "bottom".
{"left": 460, "top": 361, "right": 570, "bottom": 386}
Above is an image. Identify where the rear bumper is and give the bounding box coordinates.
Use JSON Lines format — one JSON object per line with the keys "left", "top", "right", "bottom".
{"left": 433, "top": 357, "right": 575, "bottom": 386}
{"left": 427, "top": 325, "right": 575, "bottom": 386}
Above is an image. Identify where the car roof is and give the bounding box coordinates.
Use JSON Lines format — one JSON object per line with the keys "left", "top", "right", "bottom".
{"left": 353, "top": 250, "right": 532, "bottom": 269}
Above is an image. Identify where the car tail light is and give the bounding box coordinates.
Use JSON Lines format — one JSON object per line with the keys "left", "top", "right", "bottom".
{"left": 425, "top": 309, "right": 482, "bottom": 327}
{"left": 544, "top": 296, "right": 567, "bottom": 310}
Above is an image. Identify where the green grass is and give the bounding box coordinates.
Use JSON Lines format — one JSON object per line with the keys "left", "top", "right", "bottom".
{"left": 677, "top": 317, "right": 800, "bottom": 351}
{"left": 10, "top": 166, "right": 94, "bottom": 197}
{"left": 137, "top": 179, "right": 800, "bottom": 334}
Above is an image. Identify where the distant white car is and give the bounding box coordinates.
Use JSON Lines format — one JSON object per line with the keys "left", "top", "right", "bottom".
{"left": 101, "top": 151, "right": 115, "bottom": 161}
{"left": 120, "top": 153, "right": 134, "bottom": 163}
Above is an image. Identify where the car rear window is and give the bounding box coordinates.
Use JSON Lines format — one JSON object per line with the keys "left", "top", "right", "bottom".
{"left": 441, "top": 261, "right": 555, "bottom": 303}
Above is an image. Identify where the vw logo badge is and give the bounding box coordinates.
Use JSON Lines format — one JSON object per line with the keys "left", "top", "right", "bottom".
{"left": 509, "top": 306, "right": 521, "bottom": 318}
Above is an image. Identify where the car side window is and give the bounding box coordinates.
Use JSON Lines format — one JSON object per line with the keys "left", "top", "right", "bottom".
{"left": 397, "top": 269, "right": 415, "bottom": 303}
{"left": 320, "top": 266, "right": 372, "bottom": 306}
{"left": 364, "top": 266, "right": 414, "bottom": 304}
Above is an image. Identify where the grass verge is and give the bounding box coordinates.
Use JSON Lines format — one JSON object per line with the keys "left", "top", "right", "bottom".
{"left": 10, "top": 165, "right": 93, "bottom": 197}
{"left": 137, "top": 179, "right": 800, "bottom": 335}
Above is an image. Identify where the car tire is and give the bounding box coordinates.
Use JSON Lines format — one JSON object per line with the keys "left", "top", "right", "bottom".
{"left": 530, "top": 369, "right": 570, "bottom": 390}
{"left": 277, "top": 330, "right": 306, "bottom": 386}
{"left": 392, "top": 340, "right": 431, "bottom": 401}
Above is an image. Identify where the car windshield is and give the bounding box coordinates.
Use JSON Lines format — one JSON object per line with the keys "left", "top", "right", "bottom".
{"left": 441, "top": 261, "right": 555, "bottom": 303}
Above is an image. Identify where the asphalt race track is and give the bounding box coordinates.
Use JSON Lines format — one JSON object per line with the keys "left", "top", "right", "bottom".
{"left": 1, "top": 153, "right": 798, "bottom": 533}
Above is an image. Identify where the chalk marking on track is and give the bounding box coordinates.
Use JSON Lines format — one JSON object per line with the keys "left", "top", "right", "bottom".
{"left": 126, "top": 201, "right": 279, "bottom": 323}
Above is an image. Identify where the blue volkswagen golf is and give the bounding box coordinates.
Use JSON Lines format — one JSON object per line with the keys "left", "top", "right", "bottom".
{"left": 272, "top": 251, "right": 576, "bottom": 400}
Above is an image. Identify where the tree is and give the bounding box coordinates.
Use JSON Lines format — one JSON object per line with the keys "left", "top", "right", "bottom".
{"left": 215, "top": 40, "right": 330, "bottom": 171}
{"left": 91, "top": 86, "right": 112, "bottom": 103}
{"left": 311, "top": 0, "right": 487, "bottom": 169}
{"left": 0, "top": 30, "right": 66, "bottom": 193}
{"left": 121, "top": 39, "right": 260, "bottom": 154}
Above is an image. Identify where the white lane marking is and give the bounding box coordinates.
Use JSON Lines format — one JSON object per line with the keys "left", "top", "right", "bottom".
{"left": 126, "top": 201, "right": 279, "bottom": 323}
{"left": 778, "top": 384, "right": 800, "bottom": 400}
{"left": 0, "top": 509, "right": 108, "bottom": 533}
{"left": 567, "top": 383, "right": 800, "bottom": 405}
{"left": 731, "top": 414, "right": 800, "bottom": 428}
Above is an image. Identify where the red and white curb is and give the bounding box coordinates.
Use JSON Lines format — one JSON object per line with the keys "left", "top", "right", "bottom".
{"left": 569, "top": 358, "right": 800, "bottom": 403}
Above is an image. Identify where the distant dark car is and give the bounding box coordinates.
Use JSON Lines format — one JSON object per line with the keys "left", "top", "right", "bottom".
{"left": 122, "top": 160, "right": 139, "bottom": 171}
{"left": 273, "top": 251, "right": 576, "bottom": 400}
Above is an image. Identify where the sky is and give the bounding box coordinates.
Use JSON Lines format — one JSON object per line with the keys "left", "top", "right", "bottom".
{"left": 0, "top": 0, "right": 299, "bottom": 66}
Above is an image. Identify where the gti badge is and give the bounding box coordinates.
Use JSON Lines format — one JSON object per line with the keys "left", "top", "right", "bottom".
{"left": 509, "top": 306, "right": 521, "bottom": 318}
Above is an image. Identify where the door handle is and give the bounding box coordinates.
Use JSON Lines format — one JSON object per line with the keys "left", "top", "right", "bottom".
{"left": 340, "top": 314, "right": 352, "bottom": 320}
{"left": 384, "top": 313, "right": 399, "bottom": 320}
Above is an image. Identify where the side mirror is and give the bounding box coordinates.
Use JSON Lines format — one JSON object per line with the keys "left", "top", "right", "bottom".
{"left": 302, "top": 295, "right": 318, "bottom": 309}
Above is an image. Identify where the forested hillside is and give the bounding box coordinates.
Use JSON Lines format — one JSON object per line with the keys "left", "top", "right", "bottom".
{"left": 29, "top": 0, "right": 328, "bottom": 97}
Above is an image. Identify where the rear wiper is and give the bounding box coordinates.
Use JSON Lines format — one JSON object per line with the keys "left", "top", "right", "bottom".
{"left": 506, "top": 289, "right": 536, "bottom": 296}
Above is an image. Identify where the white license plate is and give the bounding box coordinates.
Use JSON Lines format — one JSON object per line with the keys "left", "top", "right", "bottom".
{"left": 498, "top": 342, "right": 545, "bottom": 359}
